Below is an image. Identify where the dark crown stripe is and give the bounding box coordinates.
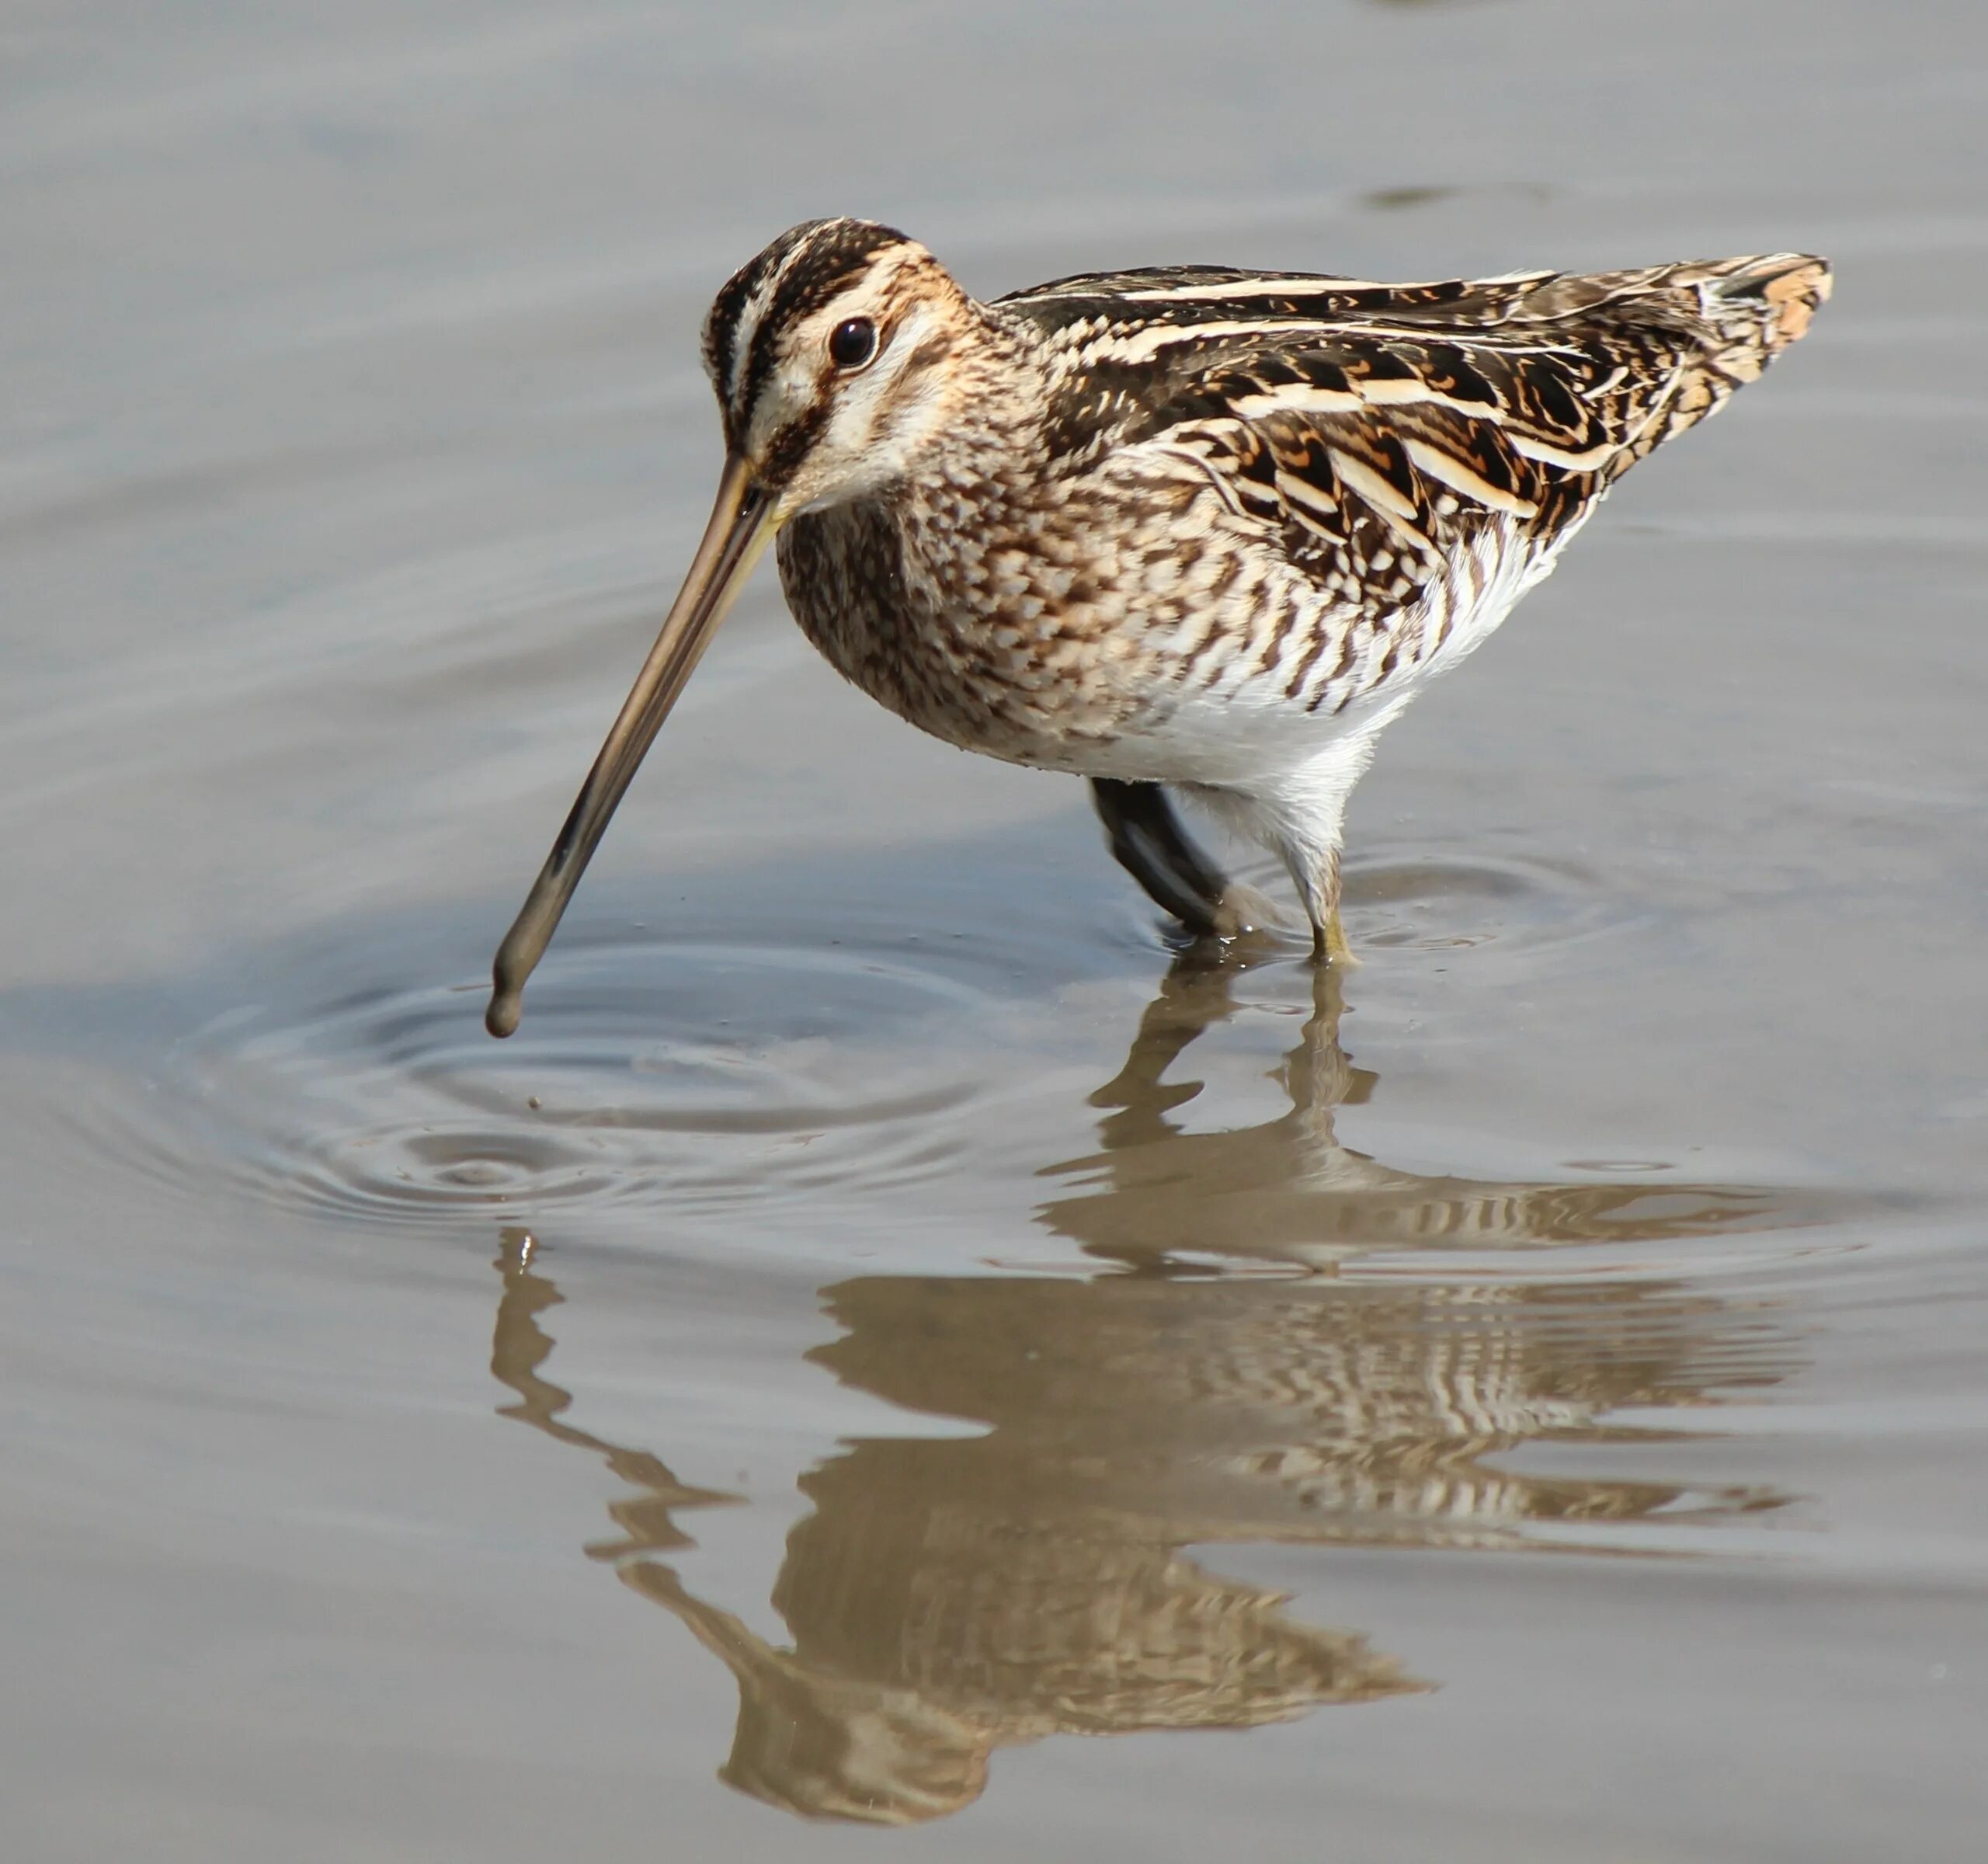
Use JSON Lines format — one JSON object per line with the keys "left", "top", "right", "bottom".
{"left": 722, "top": 218, "right": 911, "bottom": 431}
{"left": 703, "top": 263, "right": 761, "bottom": 403}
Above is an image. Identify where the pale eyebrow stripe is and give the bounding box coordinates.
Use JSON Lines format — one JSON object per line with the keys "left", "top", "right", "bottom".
{"left": 728, "top": 235, "right": 820, "bottom": 407}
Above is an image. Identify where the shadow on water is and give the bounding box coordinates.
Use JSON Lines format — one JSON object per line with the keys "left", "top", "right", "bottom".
{"left": 489, "top": 953, "right": 1806, "bottom": 1826}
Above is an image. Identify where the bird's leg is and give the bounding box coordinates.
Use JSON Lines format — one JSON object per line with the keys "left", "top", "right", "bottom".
{"left": 1285, "top": 843, "right": 1357, "bottom": 969}
{"left": 1091, "top": 778, "right": 1236, "bottom": 938}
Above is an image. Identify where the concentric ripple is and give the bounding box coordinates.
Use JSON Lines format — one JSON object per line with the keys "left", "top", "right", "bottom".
{"left": 1347, "top": 849, "right": 1640, "bottom": 956}
{"left": 140, "top": 930, "right": 1040, "bottom": 1232}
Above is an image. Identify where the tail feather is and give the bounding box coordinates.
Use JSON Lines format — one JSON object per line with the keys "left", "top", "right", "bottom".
{"left": 1587, "top": 252, "right": 1830, "bottom": 475}
{"left": 1703, "top": 252, "right": 1833, "bottom": 360}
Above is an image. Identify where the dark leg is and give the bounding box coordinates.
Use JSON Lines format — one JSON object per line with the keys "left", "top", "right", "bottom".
{"left": 1090, "top": 778, "right": 1229, "bottom": 937}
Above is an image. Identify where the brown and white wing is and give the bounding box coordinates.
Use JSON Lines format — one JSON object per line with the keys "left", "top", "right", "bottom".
{"left": 1095, "top": 253, "right": 1830, "bottom": 708}
{"left": 1004, "top": 249, "right": 1830, "bottom": 509}
{"left": 1133, "top": 382, "right": 1568, "bottom": 716}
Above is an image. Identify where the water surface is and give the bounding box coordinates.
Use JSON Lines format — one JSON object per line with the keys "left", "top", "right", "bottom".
{"left": 5, "top": 3, "right": 1987, "bottom": 1859}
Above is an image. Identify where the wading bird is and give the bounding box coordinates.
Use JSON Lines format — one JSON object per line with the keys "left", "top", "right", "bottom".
{"left": 486, "top": 219, "right": 1827, "bottom": 1036}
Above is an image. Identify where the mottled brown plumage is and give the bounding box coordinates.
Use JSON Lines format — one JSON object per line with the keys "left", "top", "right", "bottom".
{"left": 487, "top": 220, "right": 1828, "bottom": 1031}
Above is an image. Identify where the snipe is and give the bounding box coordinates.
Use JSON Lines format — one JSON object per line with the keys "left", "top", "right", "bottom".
{"left": 486, "top": 218, "right": 1829, "bottom": 1035}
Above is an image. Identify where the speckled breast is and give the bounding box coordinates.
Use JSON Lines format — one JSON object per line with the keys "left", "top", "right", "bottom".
{"left": 776, "top": 497, "right": 1151, "bottom": 774}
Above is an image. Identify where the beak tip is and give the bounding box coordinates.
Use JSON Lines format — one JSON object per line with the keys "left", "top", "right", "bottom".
{"left": 486, "top": 988, "right": 522, "bottom": 1039}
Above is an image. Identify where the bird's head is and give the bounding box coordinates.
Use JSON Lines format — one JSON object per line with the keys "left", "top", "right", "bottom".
{"left": 703, "top": 217, "right": 982, "bottom": 519}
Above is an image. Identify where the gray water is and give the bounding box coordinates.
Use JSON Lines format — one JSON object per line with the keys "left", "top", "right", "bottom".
{"left": 6, "top": 2, "right": 1987, "bottom": 1858}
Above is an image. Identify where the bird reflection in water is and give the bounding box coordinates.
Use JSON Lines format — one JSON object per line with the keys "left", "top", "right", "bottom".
{"left": 489, "top": 956, "right": 1810, "bottom": 1824}
{"left": 1042, "top": 959, "right": 1800, "bottom": 1269}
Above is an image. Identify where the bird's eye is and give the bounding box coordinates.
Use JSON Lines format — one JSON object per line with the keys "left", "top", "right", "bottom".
{"left": 828, "top": 317, "right": 878, "bottom": 370}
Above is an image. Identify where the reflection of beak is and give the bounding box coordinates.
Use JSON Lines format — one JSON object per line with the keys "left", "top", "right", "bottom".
{"left": 487, "top": 454, "right": 775, "bottom": 1037}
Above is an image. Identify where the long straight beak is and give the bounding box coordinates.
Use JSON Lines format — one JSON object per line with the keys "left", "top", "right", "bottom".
{"left": 486, "top": 454, "right": 775, "bottom": 1037}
